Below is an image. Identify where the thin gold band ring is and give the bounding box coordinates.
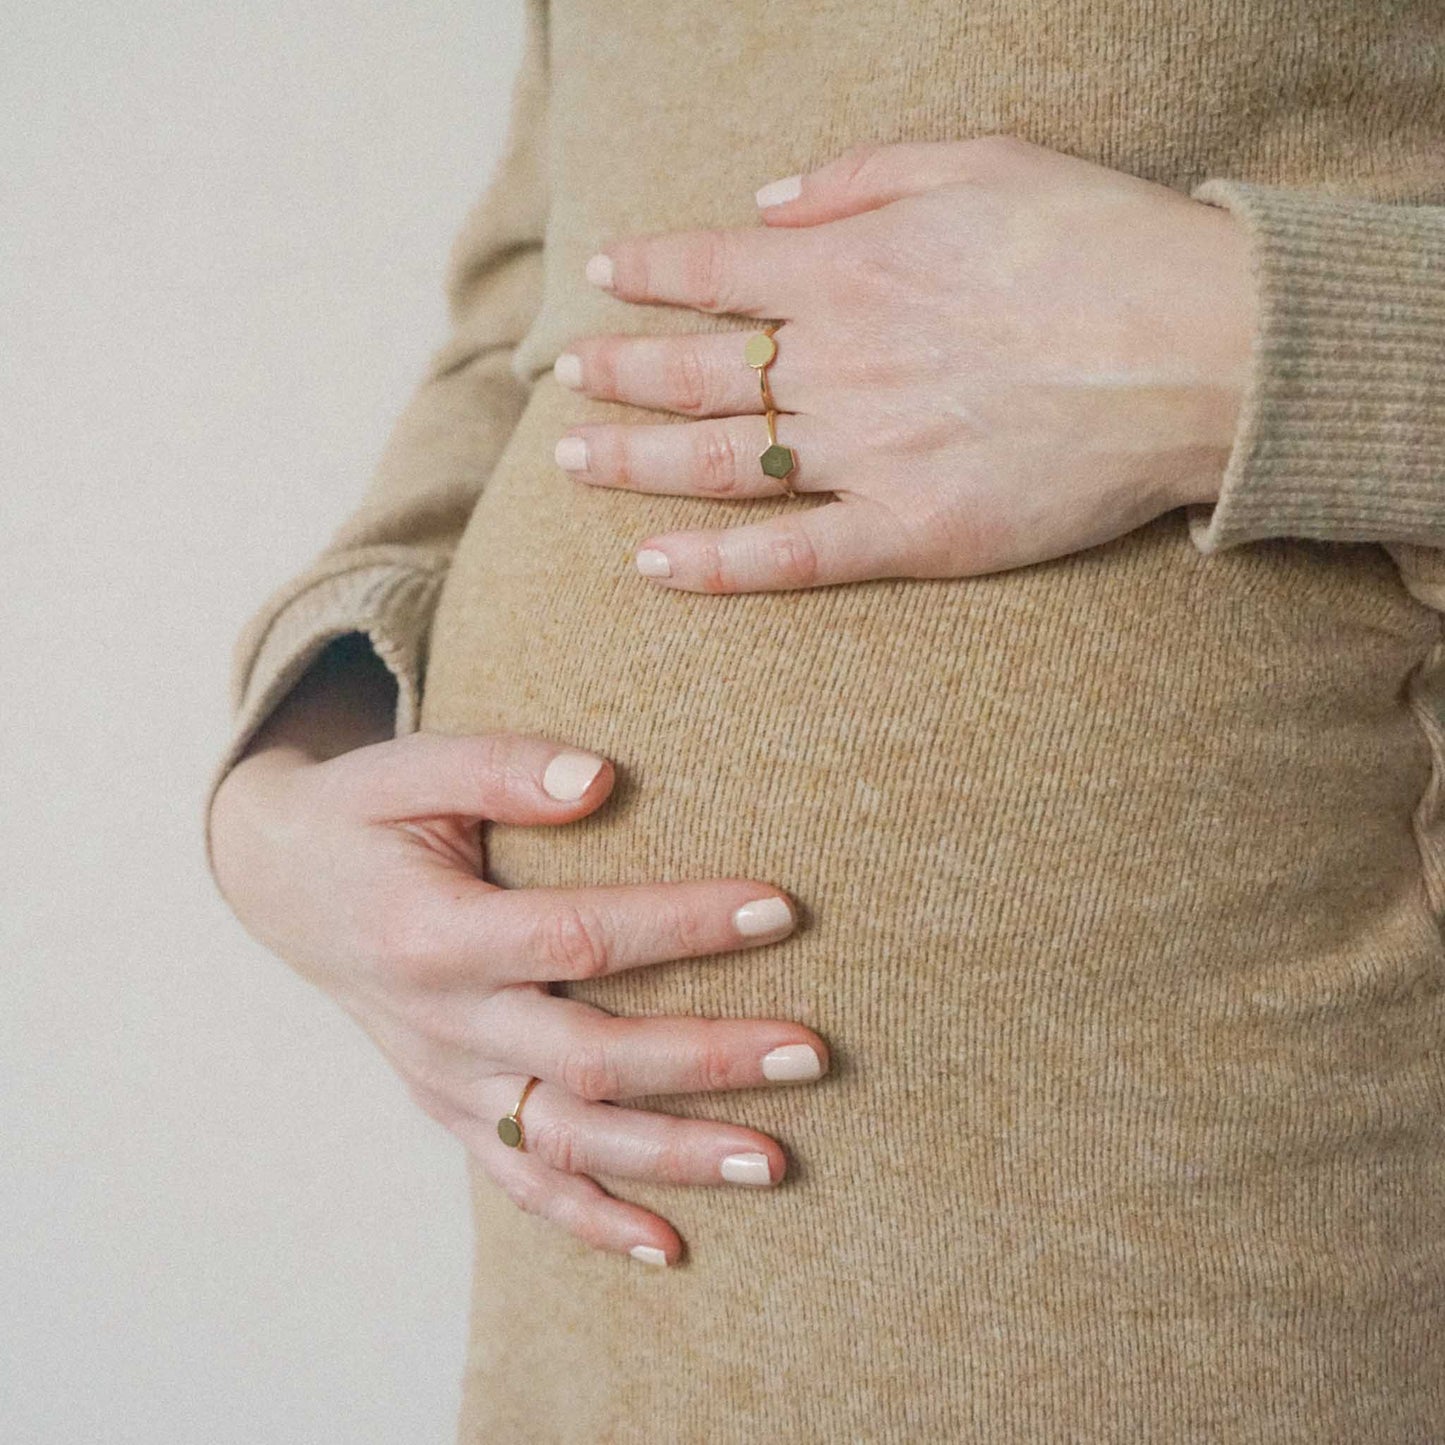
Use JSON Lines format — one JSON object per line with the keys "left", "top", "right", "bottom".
{"left": 496, "top": 1076, "right": 540, "bottom": 1150}
{"left": 744, "top": 323, "right": 798, "bottom": 495}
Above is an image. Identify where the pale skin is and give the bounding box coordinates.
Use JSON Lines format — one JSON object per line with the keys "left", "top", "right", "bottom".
{"left": 209, "top": 136, "right": 1256, "bottom": 1268}
{"left": 555, "top": 136, "right": 1249, "bottom": 586}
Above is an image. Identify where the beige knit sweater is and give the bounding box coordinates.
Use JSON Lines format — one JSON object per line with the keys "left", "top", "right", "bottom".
{"left": 206, "top": 1, "right": 1445, "bottom": 1439}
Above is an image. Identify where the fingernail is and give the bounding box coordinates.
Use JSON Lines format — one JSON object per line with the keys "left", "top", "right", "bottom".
{"left": 721, "top": 1152, "right": 774, "bottom": 1186}
{"left": 542, "top": 750, "right": 606, "bottom": 801}
{"left": 635, "top": 548, "right": 672, "bottom": 578}
{"left": 585, "top": 253, "right": 615, "bottom": 289}
{"left": 733, "top": 896, "right": 794, "bottom": 939}
{"left": 755, "top": 174, "right": 803, "bottom": 209}
{"left": 554, "top": 435, "right": 589, "bottom": 471}
{"left": 761, "top": 1044, "right": 822, "bottom": 1082}
{"left": 554, "top": 352, "right": 584, "bottom": 389}
{"left": 630, "top": 1244, "right": 669, "bottom": 1268}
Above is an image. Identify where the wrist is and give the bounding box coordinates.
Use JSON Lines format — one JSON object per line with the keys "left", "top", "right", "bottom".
{"left": 1150, "top": 208, "right": 1254, "bottom": 514}
{"left": 1164, "top": 205, "right": 1257, "bottom": 512}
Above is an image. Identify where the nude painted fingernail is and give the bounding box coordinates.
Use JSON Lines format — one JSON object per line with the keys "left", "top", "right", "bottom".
{"left": 635, "top": 548, "right": 672, "bottom": 578}
{"left": 554, "top": 352, "right": 584, "bottom": 388}
{"left": 554, "top": 435, "right": 589, "bottom": 471}
{"left": 733, "top": 896, "right": 795, "bottom": 939}
{"left": 761, "top": 1044, "right": 822, "bottom": 1082}
{"left": 542, "top": 750, "right": 606, "bottom": 801}
{"left": 755, "top": 174, "right": 803, "bottom": 209}
{"left": 585, "top": 253, "right": 615, "bottom": 289}
{"left": 721, "top": 1152, "right": 774, "bottom": 1186}
{"left": 630, "top": 1245, "right": 669, "bottom": 1268}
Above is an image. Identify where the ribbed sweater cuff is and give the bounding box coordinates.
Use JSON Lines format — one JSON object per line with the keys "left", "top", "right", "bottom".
{"left": 1184, "top": 180, "right": 1445, "bottom": 554}
{"left": 202, "top": 561, "right": 444, "bottom": 889}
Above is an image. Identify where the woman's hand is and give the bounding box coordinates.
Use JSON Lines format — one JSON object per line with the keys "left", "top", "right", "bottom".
{"left": 210, "top": 718, "right": 827, "bottom": 1269}
{"left": 553, "top": 135, "right": 1258, "bottom": 592}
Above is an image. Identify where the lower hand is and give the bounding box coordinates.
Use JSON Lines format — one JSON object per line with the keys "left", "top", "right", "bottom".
{"left": 554, "top": 135, "right": 1257, "bottom": 592}
{"left": 209, "top": 728, "right": 828, "bottom": 1268}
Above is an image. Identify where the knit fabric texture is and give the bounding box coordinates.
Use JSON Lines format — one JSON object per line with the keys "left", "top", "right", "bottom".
{"left": 206, "top": 2, "right": 1445, "bottom": 1439}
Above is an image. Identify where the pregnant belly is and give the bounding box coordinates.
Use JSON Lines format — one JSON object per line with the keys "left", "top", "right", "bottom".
{"left": 424, "top": 378, "right": 1445, "bottom": 1439}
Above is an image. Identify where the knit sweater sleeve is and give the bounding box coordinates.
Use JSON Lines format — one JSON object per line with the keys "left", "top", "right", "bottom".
{"left": 202, "top": 0, "right": 549, "bottom": 880}
{"left": 1181, "top": 181, "right": 1445, "bottom": 608}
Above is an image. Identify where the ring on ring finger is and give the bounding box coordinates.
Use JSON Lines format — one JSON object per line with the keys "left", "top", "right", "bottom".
{"left": 487, "top": 1075, "right": 786, "bottom": 1188}
{"left": 555, "top": 412, "right": 829, "bottom": 500}
{"left": 496, "top": 1075, "right": 539, "bottom": 1149}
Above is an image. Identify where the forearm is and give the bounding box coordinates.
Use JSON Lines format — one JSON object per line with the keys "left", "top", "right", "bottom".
{"left": 239, "top": 632, "right": 399, "bottom": 770}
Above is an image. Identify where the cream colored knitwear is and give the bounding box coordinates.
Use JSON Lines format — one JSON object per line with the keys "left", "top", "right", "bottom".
{"left": 205, "top": 2, "right": 1445, "bottom": 1439}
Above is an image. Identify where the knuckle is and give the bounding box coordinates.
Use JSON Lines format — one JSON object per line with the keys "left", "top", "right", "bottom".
{"left": 559, "top": 1036, "right": 622, "bottom": 1103}
{"left": 664, "top": 900, "right": 714, "bottom": 958}
{"left": 966, "top": 132, "right": 1030, "bottom": 170}
{"left": 697, "top": 1039, "right": 739, "bottom": 1094}
{"left": 621, "top": 239, "right": 649, "bottom": 299}
{"left": 685, "top": 230, "right": 734, "bottom": 314}
{"left": 767, "top": 525, "right": 821, "bottom": 589}
{"left": 665, "top": 343, "right": 714, "bottom": 417}
{"left": 499, "top": 1167, "right": 551, "bottom": 1218}
{"left": 645, "top": 1120, "right": 693, "bottom": 1181}
{"left": 697, "top": 541, "right": 733, "bottom": 595}
{"left": 847, "top": 227, "right": 929, "bottom": 303}
{"left": 536, "top": 903, "right": 613, "bottom": 981}
{"left": 527, "top": 1115, "right": 583, "bottom": 1175}
{"left": 397, "top": 989, "right": 471, "bottom": 1047}
{"left": 606, "top": 430, "right": 638, "bottom": 490}
{"left": 590, "top": 337, "right": 623, "bottom": 396}
{"left": 835, "top": 141, "right": 886, "bottom": 192}
{"left": 550, "top": 1190, "right": 608, "bottom": 1252}
{"left": 399, "top": 1049, "right": 458, "bottom": 1109}
{"left": 692, "top": 424, "right": 743, "bottom": 496}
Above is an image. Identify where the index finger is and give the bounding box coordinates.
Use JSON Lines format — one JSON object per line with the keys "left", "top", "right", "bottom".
{"left": 587, "top": 224, "right": 814, "bottom": 319}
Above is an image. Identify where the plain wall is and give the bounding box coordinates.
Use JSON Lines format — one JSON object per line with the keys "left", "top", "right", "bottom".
{"left": 1, "top": 4, "right": 524, "bottom": 1440}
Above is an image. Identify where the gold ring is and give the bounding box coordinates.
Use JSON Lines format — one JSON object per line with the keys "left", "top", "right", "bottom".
{"left": 497, "top": 1076, "right": 540, "bottom": 1150}
{"left": 744, "top": 323, "right": 797, "bottom": 495}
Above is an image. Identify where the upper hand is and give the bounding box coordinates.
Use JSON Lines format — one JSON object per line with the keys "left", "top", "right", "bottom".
{"left": 554, "top": 136, "right": 1258, "bottom": 593}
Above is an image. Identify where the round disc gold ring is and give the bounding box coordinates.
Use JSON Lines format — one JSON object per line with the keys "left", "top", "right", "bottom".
{"left": 497, "top": 1076, "right": 540, "bottom": 1149}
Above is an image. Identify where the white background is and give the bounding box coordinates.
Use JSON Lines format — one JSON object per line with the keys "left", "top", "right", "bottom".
{"left": 1, "top": 3, "right": 523, "bottom": 1440}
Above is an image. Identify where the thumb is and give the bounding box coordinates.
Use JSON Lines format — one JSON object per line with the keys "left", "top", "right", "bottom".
{"left": 754, "top": 136, "right": 1024, "bottom": 226}
{"left": 327, "top": 729, "right": 616, "bottom": 826}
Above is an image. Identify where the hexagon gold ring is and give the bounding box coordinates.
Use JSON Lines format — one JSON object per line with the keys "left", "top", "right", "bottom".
{"left": 744, "top": 324, "right": 798, "bottom": 495}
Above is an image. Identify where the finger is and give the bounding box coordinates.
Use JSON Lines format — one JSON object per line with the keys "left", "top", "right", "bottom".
{"left": 428, "top": 880, "right": 798, "bottom": 990}
{"left": 326, "top": 729, "right": 615, "bottom": 825}
{"left": 481, "top": 991, "right": 829, "bottom": 1098}
{"left": 586, "top": 223, "right": 816, "bottom": 317}
{"left": 555, "top": 412, "right": 832, "bottom": 501}
{"left": 554, "top": 326, "right": 809, "bottom": 419}
{"left": 484, "top": 1075, "right": 789, "bottom": 1189}
{"left": 434, "top": 1094, "right": 683, "bottom": 1266}
{"left": 753, "top": 135, "right": 1035, "bottom": 226}
{"left": 632, "top": 496, "right": 912, "bottom": 594}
